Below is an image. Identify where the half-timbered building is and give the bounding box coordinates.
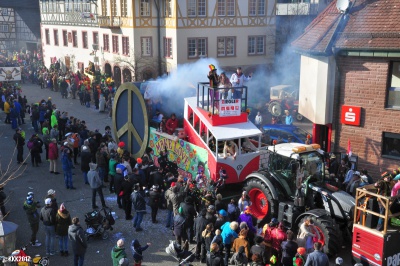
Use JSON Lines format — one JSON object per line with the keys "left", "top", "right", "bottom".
{"left": 40, "top": 0, "right": 276, "bottom": 83}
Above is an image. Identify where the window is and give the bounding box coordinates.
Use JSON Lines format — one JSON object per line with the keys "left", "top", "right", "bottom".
{"left": 188, "top": 0, "right": 206, "bottom": 17}
{"left": 248, "top": 36, "right": 265, "bottom": 55}
{"left": 1, "top": 8, "right": 8, "bottom": 16}
{"left": 217, "top": 37, "right": 235, "bottom": 57}
{"left": 112, "top": 35, "right": 119, "bottom": 53}
{"left": 140, "top": 0, "right": 150, "bottom": 16}
{"left": 122, "top": 36, "right": 129, "bottom": 56}
{"left": 62, "top": 30, "right": 68, "bottom": 46}
{"left": 45, "top": 29, "right": 50, "bottom": 45}
{"left": 382, "top": 132, "right": 400, "bottom": 159}
{"left": 72, "top": 30, "right": 78, "bottom": 47}
{"left": 387, "top": 62, "right": 400, "bottom": 109}
{"left": 164, "top": 0, "right": 172, "bottom": 17}
{"left": 82, "top": 31, "right": 88, "bottom": 49}
{"left": 103, "top": 34, "right": 110, "bottom": 51}
{"left": 141, "top": 37, "right": 152, "bottom": 57}
{"left": 164, "top": 38, "right": 172, "bottom": 58}
{"left": 188, "top": 38, "right": 207, "bottom": 58}
{"left": 111, "top": 0, "right": 117, "bottom": 16}
{"left": 54, "top": 29, "right": 59, "bottom": 46}
{"left": 249, "top": 0, "right": 265, "bottom": 16}
{"left": 101, "top": 0, "right": 108, "bottom": 15}
{"left": 121, "top": 0, "right": 127, "bottom": 16}
{"left": 217, "top": 0, "right": 235, "bottom": 16}
{"left": 0, "top": 25, "right": 9, "bottom": 32}
{"left": 93, "top": 32, "right": 99, "bottom": 46}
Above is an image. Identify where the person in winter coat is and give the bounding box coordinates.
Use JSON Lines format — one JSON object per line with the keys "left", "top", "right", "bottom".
{"left": 23, "top": 192, "right": 42, "bottom": 247}
{"left": 111, "top": 239, "right": 128, "bottom": 266}
{"left": 61, "top": 146, "right": 75, "bottom": 189}
{"left": 194, "top": 209, "right": 209, "bottom": 262}
{"left": 180, "top": 196, "right": 197, "bottom": 243}
{"left": 221, "top": 221, "right": 239, "bottom": 266}
{"left": 207, "top": 243, "right": 224, "bottom": 266}
{"left": 114, "top": 164, "right": 125, "bottom": 209}
{"left": 165, "top": 113, "right": 178, "bottom": 135}
{"left": 68, "top": 217, "right": 87, "bottom": 266}
{"left": 131, "top": 183, "right": 146, "bottom": 231}
{"left": 281, "top": 230, "right": 298, "bottom": 266}
{"left": 42, "top": 127, "right": 51, "bottom": 160}
{"left": 50, "top": 110, "right": 58, "bottom": 129}
{"left": 164, "top": 184, "right": 175, "bottom": 228}
{"left": 250, "top": 236, "right": 268, "bottom": 266}
{"left": 108, "top": 153, "right": 117, "bottom": 193}
{"left": 271, "top": 222, "right": 287, "bottom": 261}
{"left": 29, "top": 134, "right": 43, "bottom": 167}
{"left": 231, "top": 229, "right": 250, "bottom": 260}
{"left": 80, "top": 146, "right": 92, "bottom": 184}
{"left": 148, "top": 185, "right": 161, "bottom": 223}
{"left": 121, "top": 173, "right": 134, "bottom": 220}
{"left": 87, "top": 163, "right": 106, "bottom": 209}
{"left": 48, "top": 138, "right": 59, "bottom": 174}
{"left": 237, "top": 206, "right": 257, "bottom": 234}
{"left": 297, "top": 218, "right": 320, "bottom": 254}
{"left": 131, "top": 239, "right": 150, "bottom": 266}
{"left": 13, "top": 127, "right": 26, "bottom": 165}
{"left": 56, "top": 203, "right": 72, "bottom": 256}
{"left": 230, "top": 245, "right": 248, "bottom": 266}
{"left": 214, "top": 209, "right": 229, "bottom": 230}
{"left": 174, "top": 207, "right": 188, "bottom": 246}
{"left": 40, "top": 198, "right": 56, "bottom": 255}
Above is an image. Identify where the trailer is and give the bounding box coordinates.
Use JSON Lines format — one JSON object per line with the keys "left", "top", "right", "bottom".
{"left": 352, "top": 184, "right": 400, "bottom": 265}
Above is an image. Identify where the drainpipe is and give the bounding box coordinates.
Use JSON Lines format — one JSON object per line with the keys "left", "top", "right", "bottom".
{"left": 154, "top": 0, "right": 162, "bottom": 76}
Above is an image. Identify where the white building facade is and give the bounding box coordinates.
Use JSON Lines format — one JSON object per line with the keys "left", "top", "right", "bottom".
{"left": 40, "top": 0, "right": 275, "bottom": 84}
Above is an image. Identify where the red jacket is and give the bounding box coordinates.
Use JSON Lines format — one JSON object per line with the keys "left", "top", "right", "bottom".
{"left": 166, "top": 118, "right": 178, "bottom": 135}
{"left": 271, "top": 228, "right": 287, "bottom": 252}
{"left": 48, "top": 142, "right": 59, "bottom": 160}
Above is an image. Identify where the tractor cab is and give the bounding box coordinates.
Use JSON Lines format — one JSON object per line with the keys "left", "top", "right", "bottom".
{"left": 182, "top": 82, "right": 265, "bottom": 182}
{"left": 267, "top": 143, "right": 325, "bottom": 198}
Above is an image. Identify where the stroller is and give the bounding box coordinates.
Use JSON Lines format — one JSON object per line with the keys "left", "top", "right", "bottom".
{"left": 84, "top": 207, "right": 114, "bottom": 240}
{"left": 165, "top": 240, "right": 195, "bottom": 266}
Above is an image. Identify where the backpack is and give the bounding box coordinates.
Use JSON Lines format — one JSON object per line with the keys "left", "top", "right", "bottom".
{"left": 27, "top": 140, "right": 34, "bottom": 150}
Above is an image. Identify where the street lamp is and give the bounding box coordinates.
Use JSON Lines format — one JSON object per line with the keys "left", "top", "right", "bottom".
{"left": 92, "top": 44, "right": 99, "bottom": 70}
{"left": 0, "top": 221, "right": 18, "bottom": 256}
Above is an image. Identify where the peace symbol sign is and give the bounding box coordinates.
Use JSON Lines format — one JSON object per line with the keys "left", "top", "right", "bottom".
{"left": 112, "top": 83, "right": 149, "bottom": 159}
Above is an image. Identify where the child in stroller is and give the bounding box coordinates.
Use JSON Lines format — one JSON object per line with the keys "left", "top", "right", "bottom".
{"left": 165, "top": 240, "right": 195, "bottom": 266}
{"left": 84, "top": 207, "right": 114, "bottom": 240}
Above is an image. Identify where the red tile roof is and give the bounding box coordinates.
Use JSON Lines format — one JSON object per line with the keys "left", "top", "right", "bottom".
{"left": 292, "top": 0, "right": 400, "bottom": 54}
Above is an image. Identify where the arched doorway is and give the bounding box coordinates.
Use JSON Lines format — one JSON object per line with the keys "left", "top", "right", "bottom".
{"left": 104, "top": 63, "right": 112, "bottom": 78}
{"left": 142, "top": 70, "right": 154, "bottom": 81}
{"left": 122, "top": 68, "right": 132, "bottom": 83}
{"left": 113, "top": 66, "right": 121, "bottom": 87}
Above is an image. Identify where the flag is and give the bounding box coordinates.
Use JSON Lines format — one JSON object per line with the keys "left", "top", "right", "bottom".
{"left": 347, "top": 139, "right": 352, "bottom": 157}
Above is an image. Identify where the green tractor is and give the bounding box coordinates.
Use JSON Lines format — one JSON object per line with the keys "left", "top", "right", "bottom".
{"left": 244, "top": 143, "right": 355, "bottom": 256}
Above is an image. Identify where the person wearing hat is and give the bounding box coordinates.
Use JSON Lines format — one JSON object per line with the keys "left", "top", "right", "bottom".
{"left": 23, "top": 192, "right": 42, "bottom": 247}
{"left": 68, "top": 217, "right": 87, "bottom": 266}
{"left": 335, "top": 257, "right": 344, "bottom": 266}
{"left": 238, "top": 206, "right": 257, "bottom": 235}
{"left": 117, "top": 141, "right": 125, "bottom": 158}
{"left": 250, "top": 235, "right": 268, "bottom": 265}
{"left": 28, "top": 134, "right": 43, "bottom": 167}
{"left": 293, "top": 247, "right": 306, "bottom": 266}
{"left": 13, "top": 127, "right": 27, "bottom": 165}
{"left": 148, "top": 184, "right": 161, "bottom": 223}
{"left": 45, "top": 189, "right": 58, "bottom": 215}
{"left": 87, "top": 162, "right": 107, "bottom": 209}
{"left": 40, "top": 197, "right": 57, "bottom": 255}
{"left": 230, "top": 66, "right": 252, "bottom": 99}
{"left": 56, "top": 203, "right": 72, "bottom": 256}
{"left": 179, "top": 196, "right": 197, "bottom": 243}
{"left": 111, "top": 239, "right": 128, "bottom": 266}
{"left": 108, "top": 152, "right": 117, "bottom": 193}
{"left": 61, "top": 142, "right": 75, "bottom": 189}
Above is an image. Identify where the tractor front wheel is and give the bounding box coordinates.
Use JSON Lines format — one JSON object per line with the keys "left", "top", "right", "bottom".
{"left": 245, "top": 179, "right": 275, "bottom": 224}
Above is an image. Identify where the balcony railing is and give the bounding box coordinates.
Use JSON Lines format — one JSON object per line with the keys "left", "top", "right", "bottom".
{"left": 97, "top": 16, "right": 121, "bottom": 28}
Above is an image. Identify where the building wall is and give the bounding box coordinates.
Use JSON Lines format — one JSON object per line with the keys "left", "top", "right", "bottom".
{"left": 336, "top": 56, "right": 399, "bottom": 177}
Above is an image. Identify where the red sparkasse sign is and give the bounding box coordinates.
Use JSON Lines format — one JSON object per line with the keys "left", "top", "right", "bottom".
{"left": 341, "top": 105, "right": 361, "bottom": 126}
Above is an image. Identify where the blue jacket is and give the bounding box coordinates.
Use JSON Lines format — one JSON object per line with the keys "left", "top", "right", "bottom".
{"left": 304, "top": 250, "right": 329, "bottom": 266}
{"left": 61, "top": 151, "right": 73, "bottom": 171}
{"left": 221, "top": 222, "right": 238, "bottom": 245}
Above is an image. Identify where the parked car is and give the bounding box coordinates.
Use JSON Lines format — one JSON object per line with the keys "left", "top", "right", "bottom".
{"left": 262, "top": 124, "right": 311, "bottom": 144}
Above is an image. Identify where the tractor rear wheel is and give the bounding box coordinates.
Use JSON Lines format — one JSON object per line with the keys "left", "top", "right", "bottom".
{"left": 299, "top": 215, "right": 341, "bottom": 257}
{"left": 245, "top": 179, "right": 275, "bottom": 224}
{"left": 268, "top": 101, "right": 282, "bottom": 117}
